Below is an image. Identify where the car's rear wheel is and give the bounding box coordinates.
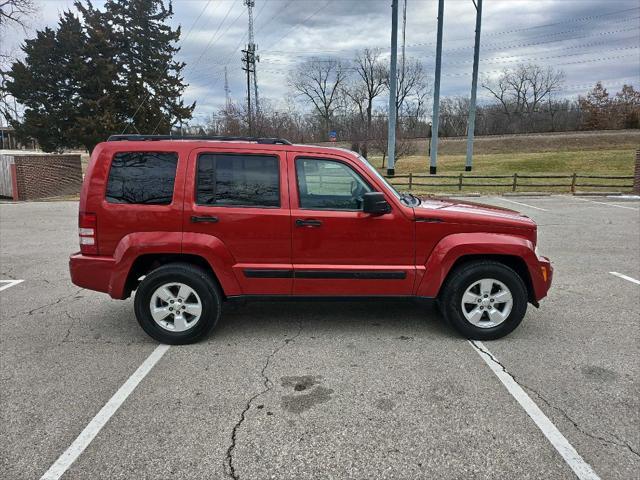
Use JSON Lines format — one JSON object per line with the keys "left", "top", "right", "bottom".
{"left": 440, "top": 260, "right": 528, "bottom": 340}
{"left": 134, "top": 263, "right": 221, "bottom": 344}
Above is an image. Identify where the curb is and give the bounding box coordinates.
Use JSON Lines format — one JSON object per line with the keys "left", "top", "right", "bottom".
{"left": 573, "top": 192, "right": 624, "bottom": 197}
{"left": 502, "top": 192, "right": 552, "bottom": 197}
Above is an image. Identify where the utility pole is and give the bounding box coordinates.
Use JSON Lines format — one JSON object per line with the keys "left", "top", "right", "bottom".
{"left": 245, "top": 0, "right": 260, "bottom": 115}
{"left": 430, "top": 0, "right": 444, "bottom": 175}
{"left": 224, "top": 66, "right": 231, "bottom": 106}
{"left": 387, "top": 0, "right": 399, "bottom": 176}
{"left": 465, "top": 0, "right": 483, "bottom": 171}
{"left": 241, "top": 49, "right": 254, "bottom": 135}
{"left": 401, "top": 0, "right": 407, "bottom": 77}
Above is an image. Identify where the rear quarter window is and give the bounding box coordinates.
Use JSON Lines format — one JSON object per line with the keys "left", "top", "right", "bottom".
{"left": 106, "top": 152, "right": 178, "bottom": 205}
{"left": 196, "top": 153, "right": 280, "bottom": 207}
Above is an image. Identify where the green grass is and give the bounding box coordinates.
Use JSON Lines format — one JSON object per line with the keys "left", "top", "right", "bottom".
{"left": 367, "top": 149, "right": 637, "bottom": 194}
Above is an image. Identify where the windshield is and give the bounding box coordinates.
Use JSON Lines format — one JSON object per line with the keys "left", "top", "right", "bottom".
{"left": 356, "top": 154, "right": 402, "bottom": 200}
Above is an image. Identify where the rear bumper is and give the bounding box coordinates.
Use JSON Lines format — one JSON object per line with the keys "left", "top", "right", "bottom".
{"left": 69, "top": 253, "right": 116, "bottom": 297}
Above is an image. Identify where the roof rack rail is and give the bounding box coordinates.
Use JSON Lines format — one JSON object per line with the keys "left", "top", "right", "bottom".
{"left": 107, "top": 134, "right": 293, "bottom": 145}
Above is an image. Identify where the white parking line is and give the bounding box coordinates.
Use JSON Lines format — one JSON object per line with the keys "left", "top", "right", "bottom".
{"left": 40, "top": 344, "right": 170, "bottom": 480}
{"left": 496, "top": 198, "right": 549, "bottom": 212}
{"left": 569, "top": 196, "right": 639, "bottom": 211}
{"left": 609, "top": 272, "right": 640, "bottom": 285}
{"left": 469, "top": 341, "right": 601, "bottom": 480}
{"left": 0, "top": 279, "right": 24, "bottom": 292}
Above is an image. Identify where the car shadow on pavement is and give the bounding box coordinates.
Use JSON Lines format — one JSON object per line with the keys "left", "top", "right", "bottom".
{"left": 213, "top": 299, "right": 458, "bottom": 341}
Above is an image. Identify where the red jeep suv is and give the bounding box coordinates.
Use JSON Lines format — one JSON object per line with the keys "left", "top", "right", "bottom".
{"left": 69, "top": 135, "right": 552, "bottom": 344}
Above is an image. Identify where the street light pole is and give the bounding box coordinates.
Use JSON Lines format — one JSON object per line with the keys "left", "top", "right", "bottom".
{"left": 465, "top": 0, "right": 483, "bottom": 172}
{"left": 387, "top": 0, "right": 399, "bottom": 177}
{"left": 430, "top": 0, "right": 444, "bottom": 175}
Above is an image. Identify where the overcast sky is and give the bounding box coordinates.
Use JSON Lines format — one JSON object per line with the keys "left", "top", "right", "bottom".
{"left": 3, "top": 0, "right": 639, "bottom": 124}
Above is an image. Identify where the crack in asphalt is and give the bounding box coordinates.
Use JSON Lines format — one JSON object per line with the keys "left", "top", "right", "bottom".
{"left": 60, "top": 311, "right": 79, "bottom": 345}
{"left": 471, "top": 341, "right": 640, "bottom": 459}
{"left": 25, "top": 288, "right": 84, "bottom": 316}
{"left": 224, "top": 319, "right": 304, "bottom": 480}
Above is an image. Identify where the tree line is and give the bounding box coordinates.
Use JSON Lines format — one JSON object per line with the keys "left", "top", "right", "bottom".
{"left": 1, "top": 0, "right": 193, "bottom": 153}
{"left": 0, "top": 0, "right": 638, "bottom": 154}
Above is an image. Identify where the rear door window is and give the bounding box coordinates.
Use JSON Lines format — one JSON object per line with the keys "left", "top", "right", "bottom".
{"left": 106, "top": 151, "right": 178, "bottom": 205}
{"left": 196, "top": 154, "right": 280, "bottom": 207}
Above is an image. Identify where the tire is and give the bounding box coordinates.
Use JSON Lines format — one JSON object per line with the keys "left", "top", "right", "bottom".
{"left": 439, "top": 260, "right": 528, "bottom": 340}
{"left": 134, "top": 262, "right": 222, "bottom": 345}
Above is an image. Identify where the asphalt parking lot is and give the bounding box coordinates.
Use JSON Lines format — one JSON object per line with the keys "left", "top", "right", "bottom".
{"left": 1, "top": 195, "right": 638, "bottom": 480}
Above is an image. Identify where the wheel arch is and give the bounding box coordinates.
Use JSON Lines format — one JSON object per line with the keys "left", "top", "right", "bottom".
{"left": 109, "top": 231, "right": 242, "bottom": 299}
{"left": 440, "top": 254, "right": 536, "bottom": 306}
{"left": 417, "top": 232, "right": 539, "bottom": 306}
{"left": 123, "top": 253, "right": 224, "bottom": 300}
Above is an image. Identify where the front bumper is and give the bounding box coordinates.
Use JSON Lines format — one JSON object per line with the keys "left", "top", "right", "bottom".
{"left": 533, "top": 255, "right": 553, "bottom": 303}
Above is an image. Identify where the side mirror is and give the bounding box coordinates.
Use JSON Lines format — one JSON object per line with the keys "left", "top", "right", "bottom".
{"left": 362, "top": 192, "right": 391, "bottom": 215}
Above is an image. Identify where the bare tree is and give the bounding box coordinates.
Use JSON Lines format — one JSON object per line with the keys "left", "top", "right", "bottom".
{"left": 289, "top": 58, "right": 347, "bottom": 135}
{"left": 391, "top": 57, "right": 428, "bottom": 119}
{"left": 1, "top": 1, "right": 37, "bottom": 123}
{"left": 370, "top": 115, "right": 416, "bottom": 169}
{"left": 439, "top": 97, "right": 469, "bottom": 137}
{"left": 614, "top": 84, "right": 640, "bottom": 129}
{"left": 482, "top": 63, "right": 564, "bottom": 117}
{"left": 342, "top": 48, "right": 387, "bottom": 158}
{"left": 0, "top": 0, "right": 35, "bottom": 29}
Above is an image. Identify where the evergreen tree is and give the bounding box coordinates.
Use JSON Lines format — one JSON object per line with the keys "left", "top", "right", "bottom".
{"left": 6, "top": 0, "right": 194, "bottom": 152}
{"left": 6, "top": 12, "right": 87, "bottom": 152}
{"left": 102, "top": 0, "right": 194, "bottom": 135}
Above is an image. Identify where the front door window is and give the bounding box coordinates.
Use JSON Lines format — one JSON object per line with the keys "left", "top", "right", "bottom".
{"left": 296, "top": 158, "right": 372, "bottom": 210}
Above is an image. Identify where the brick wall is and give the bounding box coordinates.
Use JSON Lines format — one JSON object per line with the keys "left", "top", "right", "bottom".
{"left": 634, "top": 149, "right": 640, "bottom": 195}
{"left": 12, "top": 154, "right": 82, "bottom": 200}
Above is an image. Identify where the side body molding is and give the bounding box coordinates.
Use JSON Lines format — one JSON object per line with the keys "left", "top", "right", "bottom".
{"left": 416, "top": 232, "right": 540, "bottom": 298}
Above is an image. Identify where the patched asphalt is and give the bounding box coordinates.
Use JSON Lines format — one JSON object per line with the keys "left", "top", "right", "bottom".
{"left": 1, "top": 196, "right": 638, "bottom": 479}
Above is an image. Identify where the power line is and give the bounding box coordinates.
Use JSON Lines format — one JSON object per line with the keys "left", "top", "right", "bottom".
{"left": 123, "top": 0, "right": 215, "bottom": 134}
{"left": 253, "top": 0, "right": 295, "bottom": 37}
{"left": 258, "top": 34, "right": 640, "bottom": 66}
{"left": 257, "top": 19, "right": 639, "bottom": 59}
{"left": 481, "top": 6, "right": 640, "bottom": 37}
{"left": 259, "top": 0, "right": 333, "bottom": 52}
{"left": 194, "top": 0, "right": 333, "bottom": 93}
{"left": 190, "top": 0, "right": 241, "bottom": 68}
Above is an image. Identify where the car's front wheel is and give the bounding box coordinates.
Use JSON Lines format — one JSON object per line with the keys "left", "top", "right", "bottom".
{"left": 440, "top": 260, "right": 528, "bottom": 340}
{"left": 134, "top": 263, "right": 221, "bottom": 344}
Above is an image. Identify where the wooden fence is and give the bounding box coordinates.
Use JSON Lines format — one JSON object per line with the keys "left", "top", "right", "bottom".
{"left": 385, "top": 173, "right": 635, "bottom": 193}
{"left": 0, "top": 154, "right": 14, "bottom": 197}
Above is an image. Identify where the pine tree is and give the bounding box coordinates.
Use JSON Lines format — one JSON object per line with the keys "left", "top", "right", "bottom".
{"left": 6, "top": 0, "right": 194, "bottom": 152}
{"left": 72, "top": 1, "right": 121, "bottom": 152}
{"left": 104, "top": 0, "right": 194, "bottom": 135}
{"left": 6, "top": 12, "right": 89, "bottom": 152}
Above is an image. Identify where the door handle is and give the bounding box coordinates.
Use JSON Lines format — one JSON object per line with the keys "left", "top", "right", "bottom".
{"left": 295, "top": 219, "right": 322, "bottom": 227}
{"left": 191, "top": 215, "right": 219, "bottom": 223}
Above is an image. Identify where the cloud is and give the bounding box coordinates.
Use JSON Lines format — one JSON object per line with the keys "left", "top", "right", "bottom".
{"left": 3, "top": 0, "right": 639, "bottom": 123}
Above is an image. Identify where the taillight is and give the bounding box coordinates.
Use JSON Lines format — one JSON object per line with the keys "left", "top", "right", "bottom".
{"left": 79, "top": 212, "right": 98, "bottom": 255}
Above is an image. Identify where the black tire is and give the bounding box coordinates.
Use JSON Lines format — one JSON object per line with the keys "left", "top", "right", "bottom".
{"left": 134, "top": 263, "right": 222, "bottom": 345}
{"left": 439, "top": 260, "right": 528, "bottom": 340}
